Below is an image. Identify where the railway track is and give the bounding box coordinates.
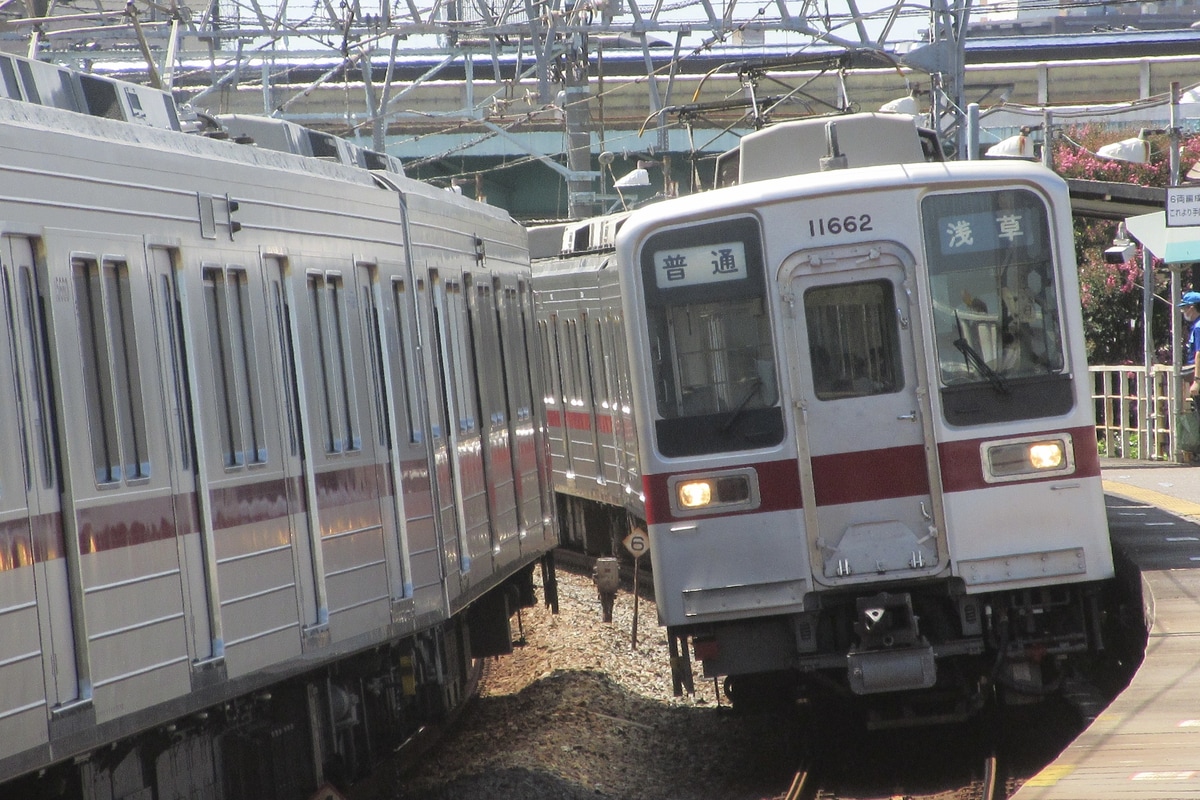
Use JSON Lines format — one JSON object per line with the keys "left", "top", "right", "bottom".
{"left": 787, "top": 749, "right": 1003, "bottom": 800}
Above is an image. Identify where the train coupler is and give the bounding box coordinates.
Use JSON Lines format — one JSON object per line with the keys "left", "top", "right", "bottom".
{"left": 848, "top": 591, "right": 936, "bottom": 695}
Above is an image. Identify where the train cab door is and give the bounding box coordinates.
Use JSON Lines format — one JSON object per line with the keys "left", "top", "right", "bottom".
{"left": 781, "top": 244, "right": 948, "bottom": 588}
{"left": 0, "top": 235, "right": 70, "bottom": 754}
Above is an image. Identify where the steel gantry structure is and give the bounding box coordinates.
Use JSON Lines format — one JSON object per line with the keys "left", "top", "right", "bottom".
{"left": 0, "top": 0, "right": 975, "bottom": 215}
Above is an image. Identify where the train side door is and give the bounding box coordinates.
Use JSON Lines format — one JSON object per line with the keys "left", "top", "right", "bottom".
{"left": 263, "top": 256, "right": 323, "bottom": 635}
{"left": 782, "top": 245, "right": 947, "bottom": 587}
{"left": 419, "top": 271, "right": 468, "bottom": 581}
{"left": 495, "top": 277, "right": 542, "bottom": 549}
{"left": 145, "top": 245, "right": 222, "bottom": 669}
{"left": 0, "top": 236, "right": 65, "bottom": 755}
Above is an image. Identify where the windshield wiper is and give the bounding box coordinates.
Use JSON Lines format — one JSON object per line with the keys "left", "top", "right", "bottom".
{"left": 954, "top": 311, "right": 1010, "bottom": 395}
{"left": 721, "top": 377, "right": 764, "bottom": 433}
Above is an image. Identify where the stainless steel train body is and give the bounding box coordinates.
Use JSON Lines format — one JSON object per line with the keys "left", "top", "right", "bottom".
{"left": 533, "top": 115, "right": 1114, "bottom": 722}
{"left": 0, "top": 52, "right": 555, "bottom": 798}
{"left": 531, "top": 230, "right": 644, "bottom": 554}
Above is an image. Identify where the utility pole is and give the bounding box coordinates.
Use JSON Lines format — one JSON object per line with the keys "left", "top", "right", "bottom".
{"left": 564, "top": 36, "right": 598, "bottom": 219}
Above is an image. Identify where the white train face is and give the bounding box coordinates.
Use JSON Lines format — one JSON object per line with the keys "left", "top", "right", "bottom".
{"left": 626, "top": 172, "right": 1110, "bottom": 630}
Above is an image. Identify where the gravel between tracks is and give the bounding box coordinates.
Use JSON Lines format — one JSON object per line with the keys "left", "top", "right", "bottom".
{"left": 352, "top": 565, "right": 1064, "bottom": 800}
{"left": 353, "top": 564, "right": 804, "bottom": 800}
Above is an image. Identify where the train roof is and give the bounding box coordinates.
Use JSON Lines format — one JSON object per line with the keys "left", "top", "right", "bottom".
{"left": 0, "top": 50, "right": 180, "bottom": 130}
{"left": 0, "top": 50, "right": 415, "bottom": 184}
{"left": 614, "top": 158, "right": 1069, "bottom": 240}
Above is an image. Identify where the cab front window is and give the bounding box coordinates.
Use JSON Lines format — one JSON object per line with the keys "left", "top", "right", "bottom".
{"left": 922, "top": 188, "right": 1073, "bottom": 425}
{"left": 640, "top": 216, "right": 783, "bottom": 457}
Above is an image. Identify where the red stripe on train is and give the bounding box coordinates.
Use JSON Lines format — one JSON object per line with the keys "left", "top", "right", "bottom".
{"left": 642, "top": 425, "right": 1101, "bottom": 525}
{"left": 937, "top": 424, "right": 1101, "bottom": 492}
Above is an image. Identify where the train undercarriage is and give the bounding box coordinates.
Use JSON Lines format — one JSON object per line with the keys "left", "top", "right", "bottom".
{"left": 671, "top": 579, "right": 1110, "bottom": 728}
{"left": 6, "top": 562, "right": 554, "bottom": 800}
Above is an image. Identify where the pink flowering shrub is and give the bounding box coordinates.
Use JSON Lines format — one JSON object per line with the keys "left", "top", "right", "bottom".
{"left": 1052, "top": 125, "right": 1200, "bottom": 364}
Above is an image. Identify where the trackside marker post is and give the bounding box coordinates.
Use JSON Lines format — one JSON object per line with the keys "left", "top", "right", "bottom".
{"left": 623, "top": 527, "right": 648, "bottom": 649}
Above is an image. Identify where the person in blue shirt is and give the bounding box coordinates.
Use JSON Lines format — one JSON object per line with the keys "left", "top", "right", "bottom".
{"left": 1182, "top": 291, "right": 1200, "bottom": 455}
{"left": 1184, "top": 290, "right": 1200, "bottom": 397}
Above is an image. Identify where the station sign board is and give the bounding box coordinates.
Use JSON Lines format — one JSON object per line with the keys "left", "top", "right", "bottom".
{"left": 1166, "top": 187, "right": 1200, "bottom": 228}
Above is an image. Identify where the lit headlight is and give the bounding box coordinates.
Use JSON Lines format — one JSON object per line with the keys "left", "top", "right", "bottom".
{"left": 668, "top": 470, "right": 759, "bottom": 515}
{"left": 984, "top": 435, "right": 1073, "bottom": 482}
{"left": 1028, "top": 441, "right": 1065, "bottom": 470}
{"left": 678, "top": 480, "right": 713, "bottom": 508}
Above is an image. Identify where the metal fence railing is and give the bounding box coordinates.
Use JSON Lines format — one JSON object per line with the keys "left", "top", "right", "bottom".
{"left": 1091, "top": 365, "right": 1180, "bottom": 462}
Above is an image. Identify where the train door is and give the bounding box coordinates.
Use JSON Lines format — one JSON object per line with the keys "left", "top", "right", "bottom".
{"left": 263, "top": 256, "right": 323, "bottom": 636}
{"left": 466, "top": 276, "right": 519, "bottom": 562}
{"left": 495, "top": 278, "right": 542, "bottom": 547}
{"left": 303, "top": 264, "right": 391, "bottom": 636}
{"left": 607, "top": 313, "right": 639, "bottom": 501}
{"left": 145, "top": 245, "right": 222, "bottom": 669}
{"left": 541, "top": 315, "right": 571, "bottom": 485}
{"left": 580, "top": 313, "right": 607, "bottom": 487}
{"left": 0, "top": 236, "right": 64, "bottom": 756}
{"left": 518, "top": 281, "right": 553, "bottom": 542}
{"left": 590, "top": 314, "right": 620, "bottom": 490}
{"left": 422, "top": 271, "right": 469, "bottom": 579}
{"left": 384, "top": 272, "right": 446, "bottom": 614}
{"left": 357, "top": 260, "right": 413, "bottom": 604}
{"left": 782, "top": 245, "right": 947, "bottom": 587}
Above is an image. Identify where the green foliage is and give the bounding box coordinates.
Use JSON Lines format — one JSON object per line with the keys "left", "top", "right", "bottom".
{"left": 1053, "top": 125, "right": 1200, "bottom": 365}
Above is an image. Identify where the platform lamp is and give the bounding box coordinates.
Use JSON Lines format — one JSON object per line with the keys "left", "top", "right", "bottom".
{"left": 984, "top": 126, "right": 1037, "bottom": 159}
{"left": 610, "top": 159, "right": 655, "bottom": 211}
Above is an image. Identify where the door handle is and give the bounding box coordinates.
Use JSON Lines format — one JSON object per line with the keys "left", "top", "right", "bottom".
{"left": 897, "top": 411, "right": 916, "bottom": 420}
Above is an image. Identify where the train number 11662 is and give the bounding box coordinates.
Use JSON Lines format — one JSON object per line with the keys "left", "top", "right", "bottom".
{"left": 807, "top": 214, "right": 873, "bottom": 237}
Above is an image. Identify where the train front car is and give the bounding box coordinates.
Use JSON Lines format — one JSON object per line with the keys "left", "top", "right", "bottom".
{"left": 616, "top": 156, "right": 1114, "bottom": 724}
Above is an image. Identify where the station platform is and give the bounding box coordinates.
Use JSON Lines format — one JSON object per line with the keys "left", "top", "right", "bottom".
{"left": 1013, "top": 458, "right": 1200, "bottom": 799}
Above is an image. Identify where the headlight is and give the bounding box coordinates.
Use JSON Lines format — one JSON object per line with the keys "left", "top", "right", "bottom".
{"left": 1028, "top": 441, "right": 1065, "bottom": 470}
{"left": 678, "top": 480, "right": 713, "bottom": 508}
{"left": 983, "top": 435, "right": 1074, "bottom": 482}
{"left": 669, "top": 470, "right": 759, "bottom": 515}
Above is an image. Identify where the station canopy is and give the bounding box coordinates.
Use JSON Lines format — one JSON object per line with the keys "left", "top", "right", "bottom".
{"left": 1126, "top": 211, "right": 1200, "bottom": 264}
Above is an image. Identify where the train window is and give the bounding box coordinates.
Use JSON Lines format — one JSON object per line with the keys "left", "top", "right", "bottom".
{"left": 2, "top": 269, "right": 30, "bottom": 492}
{"left": 469, "top": 281, "right": 503, "bottom": 425}
{"left": 924, "top": 188, "right": 1065, "bottom": 385}
{"left": 0, "top": 57, "right": 20, "bottom": 100}
{"left": 639, "top": 216, "right": 783, "bottom": 457}
{"left": 329, "top": 276, "right": 361, "bottom": 450}
{"left": 498, "top": 286, "right": 531, "bottom": 418}
{"left": 589, "top": 316, "right": 608, "bottom": 409}
{"left": 922, "top": 188, "right": 1072, "bottom": 424}
{"left": 18, "top": 264, "right": 54, "bottom": 489}
{"left": 538, "top": 319, "right": 557, "bottom": 409}
{"left": 204, "top": 266, "right": 267, "bottom": 468}
{"left": 308, "top": 272, "right": 362, "bottom": 453}
{"left": 804, "top": 280, "right": 903, "bottom": 400}
{"left": 391, "top": 280, "right": 421, "bottom": 444}
{"left": 443, "top": 279, "right": 476, "bottom": 434}
{"left": 227, "top": 268, "right": 266, "bottom": 464}
{"left": 75, "top": 257, "right": 149, "bottom": 484}
{"left": 16, "top": 61, "right": 39, "bottom": 105}
{"left": 159, "top": 272, "right": 191, "bottom": 470}
{"left": 511, "top": 286, "right": 533, "bottom": 416}
{"left": 269, "top": 276, "right": 299, "bottom": 458}
{"left": 362, "top": 278, "right": 389, "bottom": 448}
{"left": 204, "top": 267, "right": 243, "bottom": 467}
{"left": 566, "top": 319, "right": 583, "bottom": 404}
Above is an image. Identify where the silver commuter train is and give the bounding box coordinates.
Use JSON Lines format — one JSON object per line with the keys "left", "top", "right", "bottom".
{"left": 0, "top": 52, "right": 556, "bottom": 797}
{"left": 533, "top": 113, "right": 1114, "bottom": 724}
